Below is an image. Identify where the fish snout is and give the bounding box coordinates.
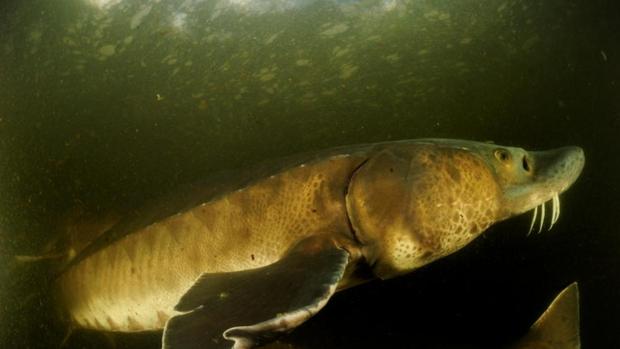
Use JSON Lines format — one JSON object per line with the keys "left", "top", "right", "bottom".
{"left": 533, "top": 146, "right": 585, "bottom": 193}
{"left": 500, "top": 145, "right": 585, "bottom": 219}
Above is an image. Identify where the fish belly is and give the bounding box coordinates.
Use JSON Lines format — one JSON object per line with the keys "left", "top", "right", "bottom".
{"left": 55, "top": 155, "right": 360, "bottom": 332}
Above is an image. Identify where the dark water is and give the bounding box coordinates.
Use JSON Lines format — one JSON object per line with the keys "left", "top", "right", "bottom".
{"left": 0, "top": 0, "right": 618, "bottom": 347}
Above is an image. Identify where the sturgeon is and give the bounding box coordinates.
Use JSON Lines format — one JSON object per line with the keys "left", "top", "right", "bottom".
{"left": 54, "top": 139, "right": 585, "bottom": 349}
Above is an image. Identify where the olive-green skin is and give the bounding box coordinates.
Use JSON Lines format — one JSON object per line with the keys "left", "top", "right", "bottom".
{"left": 55, "top": 139, "right": 584, "bottom": 333}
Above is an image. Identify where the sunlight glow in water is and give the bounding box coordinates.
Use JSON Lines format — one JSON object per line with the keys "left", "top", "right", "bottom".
{"left": 87, "top": 0, "right": 123, "bottom": 10}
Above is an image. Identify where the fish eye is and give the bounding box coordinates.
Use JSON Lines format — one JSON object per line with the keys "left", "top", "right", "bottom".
{"left": 494, "top": 149, "right": 511, "bottom": 163}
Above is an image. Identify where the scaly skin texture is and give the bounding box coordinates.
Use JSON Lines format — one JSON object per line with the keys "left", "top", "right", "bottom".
{"left": 346, "top": 144, "right": 502, "bottom": 278}
{"left": 56, "top": 153, "right": 367, "bottom": 332}
{"left": 55, "top": 139, "right": 584, "bottom": 338}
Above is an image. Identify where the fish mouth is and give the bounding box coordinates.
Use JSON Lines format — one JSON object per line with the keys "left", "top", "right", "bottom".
{"left": 503, "top": 146, "right": 585, "bottom": 230}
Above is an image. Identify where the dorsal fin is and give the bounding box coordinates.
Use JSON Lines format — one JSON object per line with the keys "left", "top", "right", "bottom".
{"left": 510, "top": 282, "right": 580, "bottom": 349}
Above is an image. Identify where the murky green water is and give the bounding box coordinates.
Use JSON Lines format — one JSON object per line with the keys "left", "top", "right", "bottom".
{"left": 0, "top": 0, "right": 618, "bottom": 348}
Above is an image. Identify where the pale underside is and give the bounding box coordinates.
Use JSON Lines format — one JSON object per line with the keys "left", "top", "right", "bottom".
{"left": 56, "top": 153, "right": 364, "bottom": 332}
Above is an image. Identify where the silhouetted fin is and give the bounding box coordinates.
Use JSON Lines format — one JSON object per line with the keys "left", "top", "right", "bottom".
{"left": 509, "top": 282, "right": 580, "bottom": 349}
{"left": 162, "top": 236, "right": 349, "bottom": 349}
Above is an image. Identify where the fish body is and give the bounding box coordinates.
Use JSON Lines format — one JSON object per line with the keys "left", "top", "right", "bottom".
{"left": 54, "top": 139, "right": 585, "bottom": 349}
{"left": 56, "top": 147, "right": 368, "bottom": 331}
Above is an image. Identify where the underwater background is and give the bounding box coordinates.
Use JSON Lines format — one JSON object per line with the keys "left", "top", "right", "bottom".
{"left": 0, "top": 0, "right": 618, "bottom": 347}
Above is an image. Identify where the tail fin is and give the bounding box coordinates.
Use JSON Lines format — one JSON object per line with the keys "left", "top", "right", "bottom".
{"left": 13, "top": 205, "right": 121, "bottom": 267}
{"left": 1, "top": 205, "right": 121, "bottom": 348}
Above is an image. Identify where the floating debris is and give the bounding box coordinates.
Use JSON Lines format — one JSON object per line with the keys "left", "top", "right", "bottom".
{"left": 460, "top": 37, "right": 472, "bottom": 45}
{"left": 130, "top": 5, "right": 152, "bottom": 30}
{"left": 98, "top": 44, "right": 116, "bottom": 57}
{"left": 340, "top": 63, "right": 358, "bottom": 79}
{"left": 296, "top": 59, "right": 311, "bottom": 66}
{"left": 321, "top": 23, "right": 349, "bottom": 37}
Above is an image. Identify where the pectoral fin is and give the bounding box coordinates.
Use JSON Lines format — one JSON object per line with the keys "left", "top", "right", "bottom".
{"left": 162, "top": 235, "right": 349, "bottom": 349}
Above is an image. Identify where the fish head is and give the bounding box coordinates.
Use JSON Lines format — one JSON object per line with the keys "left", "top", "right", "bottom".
{"left": 491, "top": 145, "right": 585, "bottom": 219}
{"left": 346, "top": 139, "right": 584, "bottom": 279}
